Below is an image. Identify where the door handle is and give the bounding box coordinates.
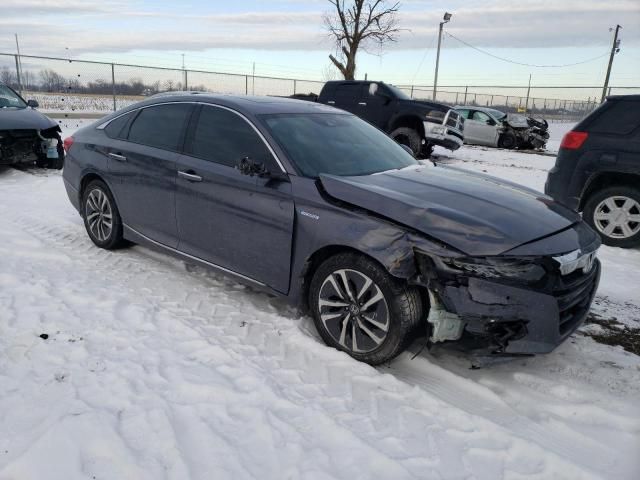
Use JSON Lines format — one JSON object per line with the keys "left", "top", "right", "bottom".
{"left": 108, "top": 152, "right": 127, "bottom": 162}
{"left": 178, "top": 170, "right": 203, "bottom": 182}
{"left": 358, "top": 102, "right": 367, "bottom": 106}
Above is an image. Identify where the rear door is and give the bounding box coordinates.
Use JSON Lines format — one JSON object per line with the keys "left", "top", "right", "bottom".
{"left": 107, "top": 102, "right": 193, "bottom": 248}
{"left": 330, "top": 82, "right": 364, "bottom": 115}
{"left": 175, "top": 104, "right": 294, "bottom": 292}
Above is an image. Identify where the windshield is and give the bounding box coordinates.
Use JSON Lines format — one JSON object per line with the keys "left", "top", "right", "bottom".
{"left": 262, "top": 113, "right": 418, "bottom": 178}
{"left": 385, "top": 84, "right": 411, "bottom": 100}
{"left": 0, "top": 84, "right": 27, "bottom": 108}
{"left": 484, "top": 108, "right": 507, "bottom": 120}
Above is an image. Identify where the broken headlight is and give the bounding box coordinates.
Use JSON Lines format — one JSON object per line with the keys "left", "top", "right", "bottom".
{"left": 440, "top": 256, "right": 546, "bottom": 282}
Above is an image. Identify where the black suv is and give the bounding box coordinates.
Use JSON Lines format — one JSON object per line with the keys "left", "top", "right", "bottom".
{"left": 545, "top": 95, "right": 640, "bottom": 248}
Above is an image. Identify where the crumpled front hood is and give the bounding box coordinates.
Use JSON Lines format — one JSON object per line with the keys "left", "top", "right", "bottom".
{"left": 504, "top": 114, "right": 530, "bottom": 128}
{"left": 320, "top": 165, "right": 581, "bottom": 256}
{"left": 0, "top": 107, "right": 58, "bottom": 131}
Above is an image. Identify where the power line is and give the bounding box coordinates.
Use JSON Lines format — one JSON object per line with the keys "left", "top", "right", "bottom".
{"left": 411, "top": 33, "right": 438, "bottom": 84}
{"left": 444, "top": 32, "right": 610, "bottom": 68}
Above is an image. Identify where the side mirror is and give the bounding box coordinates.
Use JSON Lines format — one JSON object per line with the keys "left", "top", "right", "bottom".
{"left": 237, "top": 157, "right": 267, "bottom": 177}
{"left": 27, "top": 99, "right": 39, "bottom": 108}
{"left": 487, "top": 118, "right": 496, "bottom": 126}
{"left": 237, "top": 157, "right": 288, "bottom": 181}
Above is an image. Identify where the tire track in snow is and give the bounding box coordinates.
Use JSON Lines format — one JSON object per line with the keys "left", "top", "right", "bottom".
{"left": 0, "top": 205, "right": 616, "bottom": 479}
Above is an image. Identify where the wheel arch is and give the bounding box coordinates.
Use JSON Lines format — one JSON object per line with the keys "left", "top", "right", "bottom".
{"left": 79, "top": 171, "right": 115, "bottom": 207}
{"left": 389, "top": 115, "right": 425, "bottom": 138}
{"left": 297, "top": 243, "right": 421, "bottom": 313}
{"left": 579, "top": 171, "right": 640, "bottom": 211}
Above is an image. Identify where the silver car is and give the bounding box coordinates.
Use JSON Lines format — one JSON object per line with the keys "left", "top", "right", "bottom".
{"left": 455, "top": 106, "right": 549, "bottom": 150}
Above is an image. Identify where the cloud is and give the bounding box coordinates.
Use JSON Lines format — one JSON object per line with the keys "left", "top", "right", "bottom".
{"left": 0, "top": 0, "right": 638, "bottom": 57}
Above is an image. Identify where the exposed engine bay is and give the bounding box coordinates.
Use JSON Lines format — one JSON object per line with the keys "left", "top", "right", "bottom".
{"left": 0, "top": 125, "right": 64, "bottom": 169}
{"left": 502, "top": 114, "right": 550, "bottom": 150}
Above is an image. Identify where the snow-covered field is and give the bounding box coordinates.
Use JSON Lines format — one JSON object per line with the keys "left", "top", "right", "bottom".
{"left": 1, "top": 121, "right": 639, "bottom": 480}
{"left": 28, "top": 92, "right": 139, "bottom": 114}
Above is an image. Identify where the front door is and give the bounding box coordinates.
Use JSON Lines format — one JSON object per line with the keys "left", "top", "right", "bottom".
{"left": 108, "top": 103, "right": 193, "bottom": 247}
{"left": 175, "top": 104, "right": 294, "bottom": 293}
{"left": 357, "top": 82, "right": 392, "bottom": 129}
{"left": 465, "top": 110, "right": 499, "bottom": 146}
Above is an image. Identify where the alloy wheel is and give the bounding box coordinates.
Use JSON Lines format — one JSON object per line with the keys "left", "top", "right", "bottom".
{"left": 85, "top": 188, "right": 113, "bottom": 242}
{"left": 318, "top": 269, "right": 390, "bottom": 353}
{"left": 593, "top": 196, "right": 640, "bottom": 239}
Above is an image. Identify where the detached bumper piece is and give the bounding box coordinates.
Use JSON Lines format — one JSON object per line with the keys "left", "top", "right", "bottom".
{"left": 420, "top": 256, "right": 601, "bottom": 356}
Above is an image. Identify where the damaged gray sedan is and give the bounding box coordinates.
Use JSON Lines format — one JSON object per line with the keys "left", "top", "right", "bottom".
{"left": 63, "top": 94, "right": 599, "bottom": 365}
{"left": 0, "top": 83, "right": 64, "bottom": 169}
{"left": 455, "top": 106, "right": 549, "bottom": 150}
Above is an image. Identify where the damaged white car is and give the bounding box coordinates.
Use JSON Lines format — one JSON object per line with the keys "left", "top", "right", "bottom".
{"left": 455, "top": 106, "right": 549, "bottom": 150}
{"left": 0, "top": 83, "right": 64, "bottom": 169}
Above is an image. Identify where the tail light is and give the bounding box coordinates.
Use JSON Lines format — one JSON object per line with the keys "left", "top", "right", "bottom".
{"left": 63, "top": 136, "right": 74, "bottom": 152}
{"left": 560, "top": 131, "right": 588, "bottom": 150}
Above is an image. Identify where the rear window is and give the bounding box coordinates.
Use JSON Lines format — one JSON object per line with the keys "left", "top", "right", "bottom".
{"left": 104, "top": 111, "right": 135, "bottom": 139}
{"left": 127, "top": 103, "right": 192, "bottom": 151}
{"left": 587, "top": 100, "right": 640, "bottom": 135}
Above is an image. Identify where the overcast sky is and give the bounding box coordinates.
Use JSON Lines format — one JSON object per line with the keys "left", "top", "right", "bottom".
{"left": 1, "top": 0, "right": 638, "bottom": 96}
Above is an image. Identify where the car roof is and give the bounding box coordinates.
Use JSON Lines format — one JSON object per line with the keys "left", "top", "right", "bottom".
{"left": 454, "top": 105, "right": 502, "bottom": 112}
{"left": 606, "top": 94, "right": 640, "bottom": 102}
{"left": 137, "top": 92, "right": 341, "bottom": 116}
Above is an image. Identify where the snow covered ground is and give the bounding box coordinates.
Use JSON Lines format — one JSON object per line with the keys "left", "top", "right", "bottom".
{"left": 0, "top": 120, "right": 638, "bottom": 480}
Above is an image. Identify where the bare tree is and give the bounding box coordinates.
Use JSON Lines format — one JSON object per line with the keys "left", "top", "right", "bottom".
{"left": 324, "top": 0, "right": 401, "bottom": 80}
{"left": 0, "top": 67, "right": 16, "bottom": 86}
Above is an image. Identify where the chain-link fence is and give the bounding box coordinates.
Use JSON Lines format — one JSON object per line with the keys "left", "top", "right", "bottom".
{"left": 1, "top": 52, "right": 637, "bottom": 121}
{"left": 395, "top": 85, "right": 639, "bottom": 121}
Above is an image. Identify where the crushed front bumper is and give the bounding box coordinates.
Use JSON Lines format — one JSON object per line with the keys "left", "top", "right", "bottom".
{"left": 423, "top": 121, "right": 464, "bottom": 151}
{"left": 421, "top": 258, "right": 601, "bottom": 355}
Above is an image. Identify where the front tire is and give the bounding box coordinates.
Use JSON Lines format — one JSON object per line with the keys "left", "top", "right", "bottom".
{"left": 583, "top": 186, "right": 640, "bottom": 248}
{"left": 390, "top": 127, "right": 423, "bottom": 158}
{"left": 82, "top": 179, "right": 125, "bottom": 250}
{"left": 309, "top": 252, "right": 423, "bottom": 365}
{"left": 498, "top": 132, "right": 517, "bottom": 149}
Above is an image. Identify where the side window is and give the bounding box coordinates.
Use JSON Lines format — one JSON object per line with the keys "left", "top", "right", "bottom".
{"left": 127, "top": 103, "right": 192, "bottom": 151}
{"left": 471, "top": 111, "right": 491, "bottom": 123}
{"left": 186, "top": 105, "right": 274, "bottom": 169}
{"left": 588, "top": 101, "right": 640, "bottom": 135}
{"left": 456, "top": 109, "right": 470, "bottom": 119}
{"left": 104, "top": 111, "right": 135, "bottom": 139}
{"left": 335, "top": 83, "right": 363, "bottom": 102}
{"left": 321, "top": 83, "right": 336, "bottom": 98}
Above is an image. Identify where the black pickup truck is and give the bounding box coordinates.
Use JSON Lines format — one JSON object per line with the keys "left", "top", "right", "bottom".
{"left": 293, "top": 80, "right": 464, "bottom": 157}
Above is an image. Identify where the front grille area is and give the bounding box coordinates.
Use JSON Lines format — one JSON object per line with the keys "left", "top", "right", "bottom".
{"left": 551, "top": 261, "right": 600, "bottom": 336}
{"left": 445, "top": 111, "right": 464, "bottom": 132}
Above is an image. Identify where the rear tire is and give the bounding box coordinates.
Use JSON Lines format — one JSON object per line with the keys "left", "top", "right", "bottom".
{"left": 308, "top": 252, "right": 423, "bottom": 365}
{"left": 583, "top": 186, "right": 640, "bottom": 248}
{"left": 81, "top": 179, "right": 126, "bottom": 250}
{"left": 390, "top": 127, "right": 423, "bottom": 158}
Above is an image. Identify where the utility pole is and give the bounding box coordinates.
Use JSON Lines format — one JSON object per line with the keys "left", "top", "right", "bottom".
{"left": 433, "top": 12, "right": 452, "bottom": 101}
{"left": 525, "top": 73, "right": 532, "bottom": 112}
{"left": 14, "top": 34, "right": 23, "bottom": 93}
{"left": 181, "top": 53, "right": 187, "bottom": 90}
{"left": 601, "top": 25, "right": 622, "bottom": 103}
{"left": 252, "top": 62, "right": 256, "bottom": 95}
